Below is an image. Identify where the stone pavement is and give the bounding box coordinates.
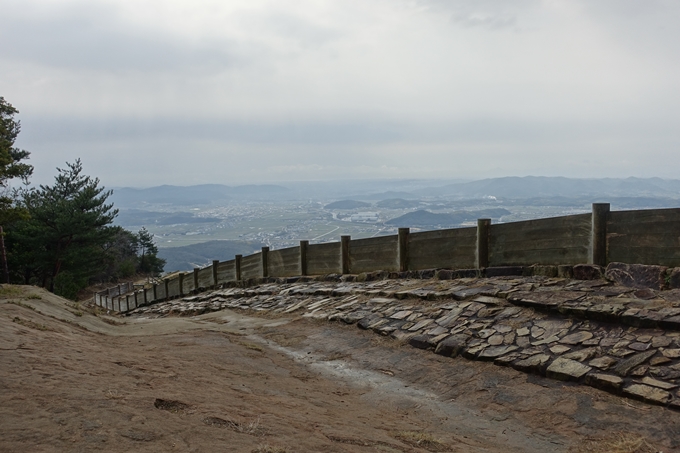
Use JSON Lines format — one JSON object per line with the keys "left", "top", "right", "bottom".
{"left": 128, "top": 272, "right": 680, "bottom": 410}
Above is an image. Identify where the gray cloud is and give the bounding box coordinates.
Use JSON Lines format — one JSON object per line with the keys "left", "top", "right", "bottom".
{"left": 2, "top": 0, "right": 680, "bottom": 187}
{"left": 1, "top": 2, "right": 244, "bottom": 73}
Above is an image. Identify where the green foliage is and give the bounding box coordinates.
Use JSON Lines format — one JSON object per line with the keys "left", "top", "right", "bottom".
{"left": 0, "top": 97, "right": 33, "bottom": 224}
{"left": 9, "top": 159, "right": 118, "bottom": 295}
{"left": 136, "top": 226, "right": 165, "bottom": 276}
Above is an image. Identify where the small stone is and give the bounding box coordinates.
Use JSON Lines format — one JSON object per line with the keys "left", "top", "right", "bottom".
{"left": 478, "top": 329, "right": 495, "bottom": 339}
{"left": 652, "top": 336, "right": 672, "bottom": 348}
{"left": 494, "top": 353, "right": 521, "bottom": 367}
{"left": 488, "top": 334, "right": 504, "bottom": 346}
{"left": 494, "top": 324, "right": 513, "bottom": 333}
{"left": 390, "top": 310, "right": 412, "bottom": 320}
{"left": 463, "top": 344, "right": 486, "bottom": 359}
{"left": 549, "top": 345, "right": 571, "bottom": 355}
{"left": 662, "top": 349, "right": 680, "bottom": 358}
{"left": 582, "top": 338, "right": 601, "bottom": 346}
{"left": 503, "top": 332, "right": 516, "bottom": 345}
{"left": 473, "top": 296, "right": 505, "bottom": 305}
{"left": 532, "top": 335, "right": 559, "bottom": 346}
{"left": 613, "top": 350, "right": 656, "bottom": 376}
{"left": 630, "top": 366, "right": 649, "bottom": 377}
{"left": 563, "top": 347, "right": 598, "bottom": 362}
{"left": 478, "top": 345, "right": 519, "bottom": 360}
{"left": 516, "top": 336, "right": 531, "bottom": 348}
{"left": 585, "top": 373, "right": 624, "bottom": 392}
{"left": 628, "top": 342, "right": 651, "bottom": 351}
{"left": 513, "top": 354, "right": 551, "bottom": 373}
{"left": 623, "top": 384, "right": 671, "bottom": 405}
{"left": 589, "top": 356, "right": 618, "bottom": 370}
{"left": 425, "top": 326, "right": 449, "bottom": 336}
{"left": 636, "top": 335, "right": 652, "bottom": 343}
{"left": 434, "top": 334, "right": 470, "bottom": 358}
{"left": 639, "top": 377, "right": 678, "bottom": 390}
{"left": 546, "top": 358, "right": 592, "bottom": 381}
{"left": 560, "top": 331, "right": 594, "bottom": 345}
{"left": 531, "top": 326, "right": 546, "bottom": 338}
{"left": 610, "top": 348, "right": 636, "bottom": 358}
{"left": 517, "top": 327, "right": 530, "bottom": 337}
{"left": 650, "top": 356, "right": 672, "bottom": 366}
{"left": 599, "top": 338, "right": 619, "bottom": 347}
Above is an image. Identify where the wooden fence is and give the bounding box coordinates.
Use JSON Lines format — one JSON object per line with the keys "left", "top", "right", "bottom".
{"left": 94, "top": 203, "right": 680, "bottom": 312}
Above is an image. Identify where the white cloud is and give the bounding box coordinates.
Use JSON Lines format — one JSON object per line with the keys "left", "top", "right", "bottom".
{"left": 1, "top": 0, "right": 679, "bottom": 186}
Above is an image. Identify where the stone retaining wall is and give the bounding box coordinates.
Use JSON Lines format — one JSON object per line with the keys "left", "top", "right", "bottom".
{"left": 129, "top": 274, "right": 680, "bottom": 410}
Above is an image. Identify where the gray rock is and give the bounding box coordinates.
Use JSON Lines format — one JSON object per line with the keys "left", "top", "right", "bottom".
{"left": 546, "top": 358, "right": 592, "bottom": 381}
{"left": 605, "top": 262, "right": 668, "bottom": 290}
{"left": 563, "top": 347, "right": 598, "bottom": 362}
{"left": 434, "top": 334, "right": 469, "bottom": 358}
{"left": 628, "top": 342, "right": 651, "bottom": 351}
{"left": 478, "top": 345, "right": 519, "bottom": 360}
{"left": 585, "top": 373, "right": 624, "bottom": 393}
{"left": 573, "top": 264, "right": 604, "bottom": 280}
{"left": 589, "top": 356, "right": 618, "bottom": 370}
{"left": 613, "top": 350, "right": 657, "bottom": 376}
{"left": 559, "top": 331, "right": 594, "bottom": 345}
{"left": 409, "top": 334, "right": 436, "bottom": 350}
{"left": 513, "top": 354, "right": 551, "bottom": 373}
{"left": 623, "top": 384, "right": 671, "bottom": 405}
{"left": 639, "top": 376, "right": 678, "bottom": 390}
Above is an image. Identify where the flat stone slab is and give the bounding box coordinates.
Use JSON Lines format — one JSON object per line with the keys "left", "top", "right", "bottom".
{"left": 546, "top": 358, "right": 592, "bottom": 381}
{"left": 478, "top": 345, "right": 518, "bottom": 360}
{"left": 623, "top": 384, "right": 672, "bottom": 405}
{"left": 585, "top": 373, "right": 624, "bottom": 392}
{"left": 559, "top": 331, "right": 593, "bottom": 345}
{"left": 613, "top": 350, "right": 657, "bottom": 377}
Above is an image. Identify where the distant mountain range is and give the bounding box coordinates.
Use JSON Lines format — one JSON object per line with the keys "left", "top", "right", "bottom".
{"left": 110, "top": 177, "right": 680, "bottom": 208}
{"left": 110, "top": 184, "right": 290, "bottom": 207}
{"left": 412, "top": 176, "right": 680, "bottom": 199}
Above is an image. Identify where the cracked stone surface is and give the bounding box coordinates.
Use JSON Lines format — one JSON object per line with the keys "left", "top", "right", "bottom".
{"left": 128, "top": 273, "right": 680, "bottom": 410}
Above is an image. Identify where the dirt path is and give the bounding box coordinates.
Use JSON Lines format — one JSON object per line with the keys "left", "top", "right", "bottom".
{"left": 1, "top": 286, "right": 677, "bottom": 452}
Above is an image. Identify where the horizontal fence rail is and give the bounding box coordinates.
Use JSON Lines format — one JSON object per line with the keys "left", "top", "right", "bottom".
{"left": 94, "top": 203, "right": 680, "bottom": 313}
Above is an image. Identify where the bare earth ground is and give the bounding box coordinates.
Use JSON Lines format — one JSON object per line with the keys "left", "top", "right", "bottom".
{"left": 1, "top": 285, "right": 678, "bottom": 453}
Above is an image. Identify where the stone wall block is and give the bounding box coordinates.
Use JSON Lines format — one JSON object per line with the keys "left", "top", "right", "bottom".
{"left": 605, "top": 262, "right": 668, "bottom": 290}
{"left": 573, "top": 264, "right": 604, "bottom": 280}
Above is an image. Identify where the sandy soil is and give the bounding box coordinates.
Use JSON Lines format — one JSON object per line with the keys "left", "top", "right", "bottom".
{"left": 1, "top": 285, "right": 678, "bottom": 453}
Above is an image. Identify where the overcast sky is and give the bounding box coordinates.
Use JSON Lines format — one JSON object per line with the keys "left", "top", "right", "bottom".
{"left": 2, "top": 0, "right": 679, "bottom": 187}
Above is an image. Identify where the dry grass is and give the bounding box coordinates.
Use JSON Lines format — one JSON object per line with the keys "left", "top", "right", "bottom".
{"left": 0, "top": 285, "right": 25, "bottom": 298}
{"left": 393, "top": 431, "right": 451, "bottom": 452}
{"left": 11, "top": 316, "right": 53, "bottom": 331}
{"left": 251, "top": 444, "right": 291, "bottom": 453}
{"left": 569, "top": 432, "right": 658, "bottom": 453}
{"left": 237, "top": 341, "right": 265, "bottom": 352}
{"left": 6, "top": 300, "right": 36, "bottom": 310}
{"left": 104, "top": 389, "right": 125, "bottom": 400}
{"left": 203, "top": 415, "right": 267, "bottom": 436}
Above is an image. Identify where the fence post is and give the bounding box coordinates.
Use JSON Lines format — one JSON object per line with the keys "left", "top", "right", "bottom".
{"left": 398, "top": 228, "right": 410, "bottom": 271}
{"left": 261, "top": 247, "right": 269, "bottom": 278}
{"left": 164, "top": 278, "right": 169, "bottom": 300}
{"left": 125, "top": 294, "right": 130, "bottom": 312}
{"left": 212, "top": 260, "right": 219, "bottom": 287}
{"left": 153, "top": 283, "right": 157, "bottom": 301}
{"left": 300, "top": 241, "right": 308, "bottom": 276}
{"left": 476, "top": 219, "right": 491, "bottom": 269}
{"left": 235, "top": 255, "right": 242, "bottom": 281}
{"left": 193, "top": 267, "right": 199, "bottom": 289}
{"left": 178, "top": 273, "right": 185, "bottom": 296}
{"left": 341, "top": 235, "right": 351, "bottom": 274}
{"left": 143, "top": 287, "right": 148, "bottom": 305}
{"left": 591, "top": 203, "right": 610, "bottom": 267}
